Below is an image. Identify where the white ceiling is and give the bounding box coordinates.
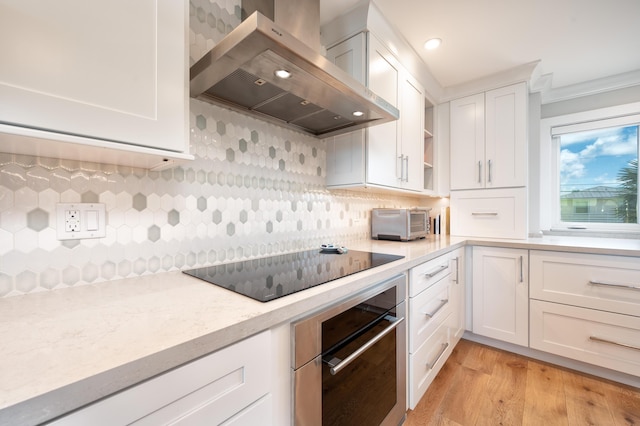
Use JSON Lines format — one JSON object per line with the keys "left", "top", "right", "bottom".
{"left": 320, "top": 0, "right": 640, "bottom": 91}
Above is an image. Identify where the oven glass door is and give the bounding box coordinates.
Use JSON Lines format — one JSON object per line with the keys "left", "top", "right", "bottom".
{"left": 320, "top": 293, "right": 405, "bottom": 426}
{"left": 292, "top": 274, "right": 407, "bottom": 426}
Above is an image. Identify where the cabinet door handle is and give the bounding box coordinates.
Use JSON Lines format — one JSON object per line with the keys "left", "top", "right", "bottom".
{"left": 589, "top": 336, "right": 640, "bottom": 352}
{"left": 425, "top": 264, "right": 448, "bottom": 278}
{"left": 478, "top": 160, "right": 482, "bottom": 183}
{"left": 422, "top": 299, "right": 449, "bottom": 318}
{"left": 519, "top": 256, "right": 524, "bottom": 283}
{"left": 588, "top": 280, "right": 640, "bottom": 291}
{"left": 325, "top": 315, "right": 404, "bottom": 375}
{"left": 453, "top": 257, "right": 459, "bottom": 284}
{"left": 471, "top": 212, "right": 498, "bottom": 216}
{"left": 404, "top": 155, "right": 409, "bottom": 182}
{"left": 487, "top": 159, "right": 492, "bottom": 183}
{"left": 427, "top": 342, "right": 449, "bottom": 370}
{"left": 398, "top": 155, "right": 405, "bottom": 181}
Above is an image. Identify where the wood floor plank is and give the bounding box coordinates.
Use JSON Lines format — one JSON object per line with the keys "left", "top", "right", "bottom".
{"left": 522, "top": 360, "right": 569, "bottom": 426}
{"left": 461, "top": 340, "right": 499, "bottom": 376}
{"left": 475, "top": 350, "right": 527, "bottom": 426}
{"left": 436, "top": 365, "right": 490, "bottom": 425}
{"left": 606, "top": 385, "right": 640, "bottom": 426}
{"left": 562, "top": 370, "right": 616, "bottom": 426}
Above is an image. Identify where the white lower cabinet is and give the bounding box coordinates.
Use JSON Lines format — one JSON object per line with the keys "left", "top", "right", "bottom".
{"left": 472, "top": 246, "right": 528, "bottom": 346}
{"left": 530, "top": 250, "right": 640, "bottom": 378}
{"left": 530, "top": 300, "right": 640, "bottom": 377}
{"left": 465, "top": 246, "right": 640, "bottom": 385}
{"left": 530, "top": 250, "right": 640, "bottom": 317}
{"left": 409, "top": 314, "right": 452, "bottom": 408}
{"left": 48, "top": 331, "right": 272, "bottom": 426}
{"left": 409, "top": 274, "right": 452, "bottom": 353}
{"left": 408, "top": 248, "right": 464, "bottom": 409}
{"left": 449, "top": 249, "right": 466, "bottom": 342}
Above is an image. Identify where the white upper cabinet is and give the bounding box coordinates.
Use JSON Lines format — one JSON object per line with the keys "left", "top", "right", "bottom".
{"left": 325, "top": 32, "right": 425, "bottom": 193}
{"left": 450, "top": 93, "right": 485, "bottom": 190}
{"left": 0, "top": 0, "right": 191, "bottom": 168}
{"left": 367, "top": 34, "right": 403, "bottom": 189}
{"left": 399, "top": 73, "right": 425, "bottom": 191}
{"left": 485, "top": 84, "right": 527, "bottom": 188}
{"left": 324, "top": 33, "right": 367, "bottom": 85}
{"left": 450, "top": 82, "right": 527, "bottom": 190}
{"left": 325, "top": 33, "right": 368, "bottom": 187}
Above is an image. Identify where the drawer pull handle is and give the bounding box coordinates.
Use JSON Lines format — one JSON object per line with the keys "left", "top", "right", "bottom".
{"left": 325, "top": 315, "right": 404, "bottom": 375}
{"left": 589, "top": 336, "right": 640, "bottom": 352}
{"left": 425, "top": 264, "right": 448, "bottom": 278}
{"left": 427, "top": 342, "right": 449, "bottom": 370}
{"left": 588, "top": 280, "right": 640, "bottom": 291}
{"left": 423, "top": 299, "right": 449, "bottom": 318}
{"left": 471, "top": 212, "right": 498, "bottom": 216}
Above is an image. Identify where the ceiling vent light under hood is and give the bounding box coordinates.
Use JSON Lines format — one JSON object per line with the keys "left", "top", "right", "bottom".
{"left": 190, "top": 0, "right": 399, "bottom": 139}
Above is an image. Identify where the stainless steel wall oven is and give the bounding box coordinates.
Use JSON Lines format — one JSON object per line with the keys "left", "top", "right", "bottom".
{"left": 292, "top": 274, "right": 407, "bottom": 426}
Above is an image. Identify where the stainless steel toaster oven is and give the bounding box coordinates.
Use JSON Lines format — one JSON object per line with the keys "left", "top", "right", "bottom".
{"left": 371, "top": 208, "right": 430, "bottom": 241}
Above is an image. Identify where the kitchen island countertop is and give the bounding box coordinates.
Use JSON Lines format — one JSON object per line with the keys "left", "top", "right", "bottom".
{"left": 2, "top": 235, "right": 640, "bottom": 425}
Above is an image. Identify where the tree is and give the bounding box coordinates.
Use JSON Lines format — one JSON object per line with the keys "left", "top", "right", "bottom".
{"left": 617, "top": 159, "right": 638, "bottom": 223}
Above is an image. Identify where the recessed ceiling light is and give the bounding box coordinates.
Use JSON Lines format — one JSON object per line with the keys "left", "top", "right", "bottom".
{"left": 424, "top": 38, "right": 442, "bottom": 50}
{"left": 274, "top": 69, "right": 291, "bottom": 79}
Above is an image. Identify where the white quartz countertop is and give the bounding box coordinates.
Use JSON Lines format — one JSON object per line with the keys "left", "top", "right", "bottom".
{"left": 2, "top": 235, "right": 640, "bottom": 425}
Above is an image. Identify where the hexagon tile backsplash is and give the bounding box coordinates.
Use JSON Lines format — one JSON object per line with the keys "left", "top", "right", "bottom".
{"left": 0, "top": 99, "right": 433, "bottom": 297}
{"left": 0, "top": 0, "right": 438, "bottom": 297}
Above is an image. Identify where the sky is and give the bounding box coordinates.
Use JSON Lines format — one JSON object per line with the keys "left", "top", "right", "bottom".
{"left": 559, "top": 125, "right": 638, "bottom": 193}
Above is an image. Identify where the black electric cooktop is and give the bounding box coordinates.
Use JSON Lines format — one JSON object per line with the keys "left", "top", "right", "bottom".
{"left": 183, "top": 249, "right": 404, "bottom": 302}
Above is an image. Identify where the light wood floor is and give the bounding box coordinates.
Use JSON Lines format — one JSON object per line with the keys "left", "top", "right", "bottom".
{"left": 405, "top": 339, "right": 640, "bottom": 426}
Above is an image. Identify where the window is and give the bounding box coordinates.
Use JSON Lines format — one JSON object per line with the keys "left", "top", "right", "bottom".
{"left": 557, "top": 124, "right": 638, "bottom": 224}
{"left": 539, "top": 102, "right": 640, "bottom": 233}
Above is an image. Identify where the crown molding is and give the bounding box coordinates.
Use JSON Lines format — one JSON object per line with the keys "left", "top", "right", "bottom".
{"left": 538, "top": 69, "right": 640, "bottom": 104}
{"left": 438, "top": 61, "right": 540, "bottom": 102}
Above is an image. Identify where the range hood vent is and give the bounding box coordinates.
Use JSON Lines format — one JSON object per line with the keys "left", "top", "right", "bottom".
{"left": 190, "top": 0, "right": 399, "bottom": 138}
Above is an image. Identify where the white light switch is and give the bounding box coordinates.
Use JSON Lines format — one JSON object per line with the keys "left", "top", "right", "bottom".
{"left": 86, "top": 210, "right": 99, "bottom": 231}
{"left": 56, "top": 203, "right": 106, "bottom": 240}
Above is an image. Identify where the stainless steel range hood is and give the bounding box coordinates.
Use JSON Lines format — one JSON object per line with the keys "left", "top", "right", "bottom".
{"left": 190, "top": 0, "right": 399, "bottom": 138}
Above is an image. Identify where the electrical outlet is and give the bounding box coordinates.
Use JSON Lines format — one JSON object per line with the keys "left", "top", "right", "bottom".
{"left": 56, "top": 203, "right": 106, "bottom": 240}
{"left": 65, "top": 210, "right": 80, "bottom": 232}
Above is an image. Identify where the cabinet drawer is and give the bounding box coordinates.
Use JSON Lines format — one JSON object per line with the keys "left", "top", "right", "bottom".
{"left": 530, "top": 251, "right": 640, "bottom": 317}
{"left": 450, "top": 187, "right": 526, "bottom": 239}
{"left": 49, "top": 331, "right": 271, "bottom": 426}
{"left": 409, "top": 276, "right": 452, "bottom": 353}
{"left": 409, "top": 314, "right": 453, "bottom": 409}
{"left": 530, "top": 300, "right": 640, "bottom": 377}
{"left": 409, "top": 253, "right": 452, "bottom": 297}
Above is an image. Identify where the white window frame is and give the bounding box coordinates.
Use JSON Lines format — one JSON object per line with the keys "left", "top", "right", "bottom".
{"left": 539, "top": 101, "right": 640, "bottom": 234}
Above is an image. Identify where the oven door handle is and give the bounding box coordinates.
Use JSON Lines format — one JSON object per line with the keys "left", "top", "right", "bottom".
{"left": 324, "top": 315, "right": 405, "bottom": 376}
